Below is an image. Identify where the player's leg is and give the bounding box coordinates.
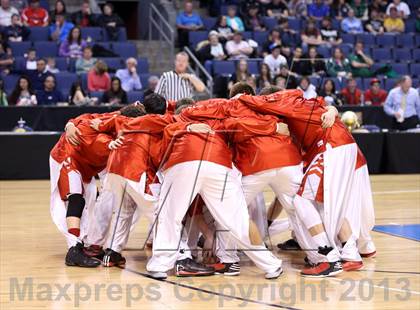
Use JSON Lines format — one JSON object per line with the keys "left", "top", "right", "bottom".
{"left": 146, "top": 162, "right": 215, "bottom": 279}
{"left": 200, "top": 162, "right": 283, "bottom": 279}
{"left": 55, "top": 166, "right": 100, "bottom": 267}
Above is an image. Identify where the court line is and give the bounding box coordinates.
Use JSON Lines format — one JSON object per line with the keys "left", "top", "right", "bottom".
{"left": 372, "top": 229, "right": 420, "bottom": 242}
{"left": 122, "top": 267, "right": 302, "bottom": 310}
{"left": 372, "top": 189, "right": 420, "bottom": 195}
{"left": 361, "top": 269, "right": 420, "bottom": 276}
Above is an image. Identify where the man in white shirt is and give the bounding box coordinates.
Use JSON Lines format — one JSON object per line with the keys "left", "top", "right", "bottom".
{"left": 263, "top": 45, "right": 287, "bottom": 79}
{"left": 225, "top": 32, "right": 253, "bottom": 60}
{"left": 0, "top": 0, "right": 18, "bottom": 26}
{"left": 386, "top": 0, "right": 411, "bottom": 19}
{"left": 115, "top": 58, "right": 142, "bottom": 92}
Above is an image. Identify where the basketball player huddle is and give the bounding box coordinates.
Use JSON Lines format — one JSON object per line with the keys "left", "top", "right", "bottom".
{"left": 49, "top": 82, "right": 376, "bottom": 279}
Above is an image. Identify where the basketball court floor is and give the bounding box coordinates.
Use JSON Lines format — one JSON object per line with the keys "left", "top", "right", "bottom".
{"left": 1, "top": 174, "right": 419, "bottom": 309}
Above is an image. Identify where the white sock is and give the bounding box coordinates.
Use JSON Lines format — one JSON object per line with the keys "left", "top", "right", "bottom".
{"left": 312, "top": 232, "right": 330, "bottom": 248}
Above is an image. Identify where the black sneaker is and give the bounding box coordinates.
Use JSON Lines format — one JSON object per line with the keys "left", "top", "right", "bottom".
{"left": 277, "top": 238, "right": 301, "bottom": 251}
{"left": 83, "top": 245, "right": 105, "bottom": 260}
{"left": 102, "top": 249, "right": 126, "bottom": 267}
{"left": 65, "top": 243, "right": 101, "bottom": 268}
{"left": 175, "top": 258, "right": 215, "bottom": 277}
{"left": 211, "top": 262, "right": 240, "bottom": 276}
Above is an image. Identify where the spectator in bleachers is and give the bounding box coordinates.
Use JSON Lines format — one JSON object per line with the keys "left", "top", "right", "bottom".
{"left": 386, "top": 0, "right": 411, "bottom": 19}
{"left": 256, "top": 63, "right": 272, "bottom": 90}
{"left": 348, "top": 41, "right": 374, "bottom": 78}
{"left": 0, "top": 78, "right": 8, "bottom": 105}
{"left": 46, "top": 57, "right": 59, "bottom": 73}
{"left": 320, "top": 17, "right": 342, "bottom": 47}
{"left": 244, "top": 4, "right": 266, "bottom": 32}
{"left": 87, "top": 60, "right": 110, "bottom": 92}
{"left": 301, "top": 19, "right": 323, "bottom": 48}
{"left": 290, "top": 46, "right": 305, "bottom": 75}
{"left": 384, "top": 6, "right": 405, "bottom": 33}
{"left": 176, "top": 0, "right": 203, "bottom": 48}
{"left": 341, "top": 8, "right": 363, "bottom": 33}
{"left": 155, "top": 51, "right": 205, "bottom": 100}
{"left": 21, "top": 0, "right": 48, "bottom": 27}
{"left": 384, "top": 75, "right": 420, "bottom": 130}
{"left": 266, "top": 0, "right": 289, "bottom": 19}
{"left": 288, "top": 0, "right": 307, "bottom": 18}
{"left": 71, "top": 1, "right": 95, "bottom": 27}
{"left": 28, "top": 58, "right": 53, "bottom": 90}
{"left": 227, "top": 58, "right": 252, "bottom": 90}
{"left": 330, "top": 0, "right": 351, "bottom": 21}
{"left": 364, "top": 78, "right": 387, "bottom": 106}
{"left": 308, "top": 0, "right": 330, "bottom": 20}
{"left": 275, "top": 75, "right": 287, "bottom": 90}
{"left": 10, "top": 0, "right": 26, "bottom": 13}
{"left": 326, "top": 47, "right": 351, "bottom": 78}
{"left": 0, "top": 0, "right": 18, "bottom": 26}
{"left": 369, "top": 0, "right": 388, "bottom": 18}
{"left": 226, "top": 31, "right": 253, "bottom": 60}
{"left": 298, "top": 76, "right": 317, "bottom": 99}
{"left": 416, "top": 8, "right": 420, "bottom": 32}
{"left": 143, "top": 75, "right": 159, "bottom": 98}
{"left": 319, "top": 79, "right": 343, "bottom": 106}
{"left": 0, "top": 37, "right": 13, "bottom": 75}
{"left": 8, "top": 75, "right": 36, "bottom": 105}
{"left": 365, "top": 9, "right": 385, "bottom": 34}
{"left": 264, "top": 44, "right": 287, "bottom": 78}
{"left": 36, "top": 74, "right": 63, "bottom": 105}
{"left": 341, "top": 77, "right": 363, "bottom": 105}
{"left": 350, "top": 0, "right": 368, "bottom": 21}
{"left": 49, "top": 0, "right": 66, "bottom": 23}
{"left": 300, "top": 46, "right": 326, "bottom": 77}
{"left": 278, "top": 18, "right": 300, "bottom": 47}
{"left": 58, "top": 26, "right": 86, "bottom": 58}
{"left": 280, "top": 44, "right": 292, "bottom": 65}
{"left": 102, "top": 76, "right": 127, "bottom": 105}
{"left": 75, "top": 46, "right": 96, "bottom": 74}
{"left": 226, "top": 5, "right": 245, "bottom": 32}
{"left": 69, "top": 80, "right": 93, "bottom": 105}
{"left": 116, "top": 57, "right": 142, "bottom": 92}
{"left": 4, "top": 13, "right": 30, "bottom": 41}
{"left": 24, "top": 47, "right": 36, "bottom": 70}
{"left": 197, "top": 30, "right": 226, "bottom": 62}
{"left": 276, "top": 64, "right": 298, "bottom": 89}
{"left": 212, "top": 15, "right": 233, "bottom": 44}
{"left": 49, "top": 13, "right": 74, "bottom": 43}
{"left": 262, "top": 28, "right": 282, "bottom": 57}
{"left": 98, "top": 2, "right": 124, "bottom": 41}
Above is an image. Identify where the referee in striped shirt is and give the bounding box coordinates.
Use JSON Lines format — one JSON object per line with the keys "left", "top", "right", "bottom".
{"left": 154, "top": 52, "right": 205, "bottom": 101}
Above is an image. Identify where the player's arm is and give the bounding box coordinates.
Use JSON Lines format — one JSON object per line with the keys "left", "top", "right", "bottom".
{"left": 321, "top": 106, "right": 339, "bottom": 128}
{"left": 180, "top": 99, "right": 230, "bottom": 120}
{"left": 64, "top": 113, "right": 99, "bottom": 146}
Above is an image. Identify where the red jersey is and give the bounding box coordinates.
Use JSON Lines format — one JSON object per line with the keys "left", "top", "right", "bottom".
{"left": 237, "top": 90, "right": 355, "bottom": 164}
{"left": 50, "top": 112, "right": 117, "bottom": 182}
{"left": 102, "top": 113, "right": 175, "bottom": 182}
{"left": 179, "top": 98, "right": 302, "bottom": 176}
{"left": 341, "top": 87, "right": 362, "bottom": 105}
{"left": 22, "top": 7, "right": 49, "bottom": 26}
{"left": 364, "top": 89, "right": 387, "bottom": 106}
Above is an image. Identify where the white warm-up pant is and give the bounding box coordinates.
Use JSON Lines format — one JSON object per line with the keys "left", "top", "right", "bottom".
{"left": 87, "top": 173, "right": 157, "bottom": 253}
{"left": 352, "top": 164, "right": 376, "bottom": 254}
{"left": 49, "top": 157, "right": 97, "bottom": 249}
{"left": 146, "top": 161, "right": 282, "bottom": 274}
{"left": 294, "top": 143, "right": 361, "bottom": 263}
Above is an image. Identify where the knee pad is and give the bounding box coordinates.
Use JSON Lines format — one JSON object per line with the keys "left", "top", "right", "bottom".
{"left": 66, "top": 193, "right": 85, "bottom": 218}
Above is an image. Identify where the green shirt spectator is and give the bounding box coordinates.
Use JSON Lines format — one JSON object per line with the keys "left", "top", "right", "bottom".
{"left": 326, "top": 47, "right": 351, "bottom": 78}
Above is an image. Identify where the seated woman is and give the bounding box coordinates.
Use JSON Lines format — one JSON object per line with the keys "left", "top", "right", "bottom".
{"left": 212, "top": 15, "right": 234, "bottom": 44}
{"left": 301, "top": 19, "right": 323, "bottom": 48}
{"left": 8, "top": 76, "right": 37, "bottom": 106}
{"left": 102, "top": 77, "right": 128, "bottom": 105}
{"left": 256, "top": 63, "right": 272, "bottom": 90}
{"left": 225, "top": 6, "right": 245, "bottom": 32}
{"left": 197, "top": 31, "right": 226, "bottom": 63}
{"left": 59, "top": 26, "right": 87, "bottom": 58}
{"left": 244, "top": 5, "right": 266, "bottom": 32}
{"left": 318, "top": 79, "right": 343, "bottom": 106}
{"left": 69, "top": 81, "right": 96, "bottom": 105}
{"left": 87, "top": 60, "right": 111, "bottom": 92}
{"left": 300, "top": 46, "right": 326, "bottom": 77}
{"left": 227, "top": 58, "right": 253, "bottom": 90}
{"left": 326, "top": 47, "right": 351, "bottom": 78}
{"left": 75, "top": 46, "right": 97, "bottom": 74}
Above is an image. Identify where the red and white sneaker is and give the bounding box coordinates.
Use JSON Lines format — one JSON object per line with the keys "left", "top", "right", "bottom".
{"left": 360, "top": 251, "right": 376, "bottom": 258}
{"left": 301, "top": 261, "right": 343, "bottom": 278}
{"left": 342, "top": 260, "right": 363, "bottom": 271}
